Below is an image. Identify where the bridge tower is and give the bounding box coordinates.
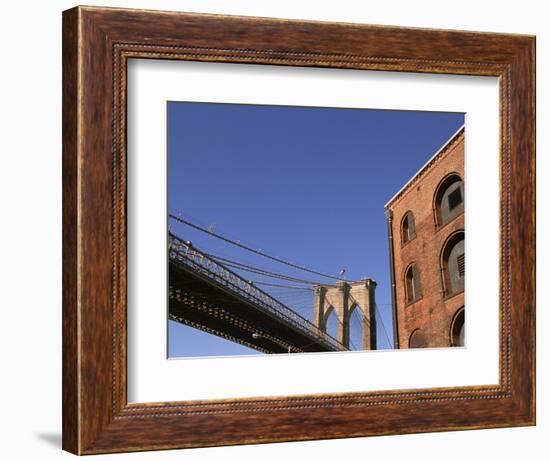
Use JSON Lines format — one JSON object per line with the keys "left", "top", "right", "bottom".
{"left": 313, "top": 279, "right": 377, "bottom": 350}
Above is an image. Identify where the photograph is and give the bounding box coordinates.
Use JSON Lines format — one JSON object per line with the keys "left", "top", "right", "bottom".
{"left": 167, "top": 102, "right": 465, "bottom": 358}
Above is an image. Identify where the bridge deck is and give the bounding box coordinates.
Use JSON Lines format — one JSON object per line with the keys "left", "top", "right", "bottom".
{"left": 168, "top": 234, "right": 346, "bottom": 354}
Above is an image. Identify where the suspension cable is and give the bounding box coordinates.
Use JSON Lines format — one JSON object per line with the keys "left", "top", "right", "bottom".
{"left": 375, "top": 303, "right": 393, "bottom": 349}
{"left": 169, "top": 213, "right": 349, "bottom": 282}
{"left": 248, "top": 280, "right": 314, "bottom": 291}
{"left": 205, "top": 253, "right": 322, "bottom": 285}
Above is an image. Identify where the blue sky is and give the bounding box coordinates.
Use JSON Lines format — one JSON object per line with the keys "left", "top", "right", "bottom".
{"left": 167, "top": 101, "right": 464, "bottom": 358}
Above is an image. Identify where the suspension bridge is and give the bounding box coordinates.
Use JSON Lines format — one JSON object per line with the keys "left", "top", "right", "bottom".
{"left": 168, "top": 214, "right": 392, "bottom": 354}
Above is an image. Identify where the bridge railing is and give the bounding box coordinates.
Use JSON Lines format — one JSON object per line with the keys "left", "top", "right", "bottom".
{"left": 168, "top": 233, "right": 346, "bottom": 351}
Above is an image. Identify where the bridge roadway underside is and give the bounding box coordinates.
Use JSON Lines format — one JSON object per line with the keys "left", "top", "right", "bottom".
{"left": 169, "top": 263, "right": 339, "bottom": 354}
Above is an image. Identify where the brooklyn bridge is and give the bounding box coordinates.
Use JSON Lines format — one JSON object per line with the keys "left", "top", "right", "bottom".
{"left": 168, "top": 214, "right": 388, "bottom": 354}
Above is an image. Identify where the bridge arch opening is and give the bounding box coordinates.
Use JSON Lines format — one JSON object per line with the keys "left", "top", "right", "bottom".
{"left": 323, "top": 306, "right": 339, "bottom": 343}
{"left": 348, "top": 303, "right": 365, "bottom": 351}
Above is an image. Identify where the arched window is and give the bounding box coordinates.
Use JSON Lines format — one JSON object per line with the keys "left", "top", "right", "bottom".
{"left": 434, "top": 174, "right": 464, "bottom": 227}
{"left": 441, "top": 231, "right": 465, "bottom": 297}
{"left": 450, "top": 307, "right": 465, "bottom": 347}
{"left": 401, "top": 211, "right": 416, "bottom": 244}
{"left": 405, "top": 264, "right": 422, "bottom": 304}
{"left": 408, "top": 329, "right": 427, "bottom": 348}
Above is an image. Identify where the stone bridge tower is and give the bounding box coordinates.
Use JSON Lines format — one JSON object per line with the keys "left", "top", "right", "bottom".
{"left": 313, "top": 279, "right": 377, "bottom": 350}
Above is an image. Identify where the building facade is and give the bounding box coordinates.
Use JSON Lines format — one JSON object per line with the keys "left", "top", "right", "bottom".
{"left": 385, "top": 127, "right": 465, "bottom": 349}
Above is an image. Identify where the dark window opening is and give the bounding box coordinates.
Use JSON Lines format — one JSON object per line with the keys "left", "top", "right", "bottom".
{"left": 402, "top": 212, "right": 416, "bottom": 243}
{"left": 406, "top": 265, "right": 422, "bottom": 303}
{"left": 448, "top": 187, "right": 463, "bottom": 210}
{"left": 435, "top": 175, "right": 464, "bottom": 227}
{"left": 457, "top": 253, "right": 465, "bottom": 277}
{"left": 441, "top": 233, "right": 465, "bottom": 297}
{"left": 451, "top": 308, "right": 465, "bottom": 347}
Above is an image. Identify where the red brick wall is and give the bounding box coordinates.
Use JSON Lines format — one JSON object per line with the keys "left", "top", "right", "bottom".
{"left": 386, "top": 131, "right": 465, "bottom": 349}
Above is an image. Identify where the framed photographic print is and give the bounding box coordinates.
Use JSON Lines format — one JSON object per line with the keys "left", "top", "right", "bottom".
{"left": 62, "top": 5, "right": 535, "bottom": 454}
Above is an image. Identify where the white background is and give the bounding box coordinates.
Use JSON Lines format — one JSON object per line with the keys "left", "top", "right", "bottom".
{"left": 0, "top": 1, "right": 545, "bottom": 460}
{"left": 128, "top": 60, "right": 499, "bottom": 402}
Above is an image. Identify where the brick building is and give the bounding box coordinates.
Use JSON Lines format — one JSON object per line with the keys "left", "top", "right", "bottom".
{"left": 385, "top": 127, "right": 465, "bottom": 349}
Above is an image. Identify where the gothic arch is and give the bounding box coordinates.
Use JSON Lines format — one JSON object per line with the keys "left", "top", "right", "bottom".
{"left": 440, "top": 230, "right": 465, "bottom": 297}
{"left": 404, "top": 262, "right": 422, "bottom": 304}
{"left": 313, "top": 280, "right": 377, "bottom": 350}
{"left": 450, "top": 307, "right": 465, "bottom": 347}
{"left": 321, "top": 304, "right": 335, "bottom": 329}
{"left": 408, "top": 328, "right": 427, "bottom": 348}
{"left": 433, "top": 172, "right": 464, "bottom": 228}
{"left": 348, "top": 303, "right": 365, "bottom": 351}
{"left": 401, "top": 210, "right": 416, "bottom": 244}
{"left": 323, "top": 305, "right": 339, "bottom": 340}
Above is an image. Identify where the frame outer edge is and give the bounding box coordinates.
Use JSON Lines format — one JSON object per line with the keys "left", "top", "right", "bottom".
{"left": 531, "top": 36, "right": 537, "bottom": 425}
{"left": 512, "top": 36, "right": 536, "bottom": 424}
{"left": 497, "top": 38, "right": 533, "bottom": 424}
{"left": 62, "top": 6, "right": 81, "bottom": 455}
